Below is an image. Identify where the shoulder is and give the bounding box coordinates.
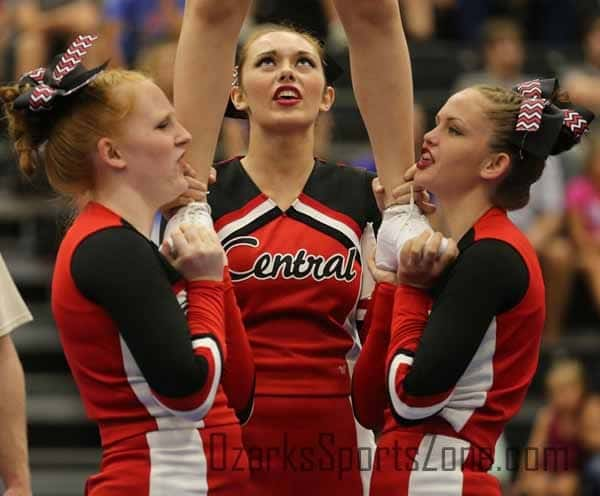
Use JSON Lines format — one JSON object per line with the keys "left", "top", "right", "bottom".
{"left": 72, "top": 225, "right": 166, "bottom": 278}
{"left": 305, "top": 159, "right": 376, "bottom": 202}
{"left": 313, "top": 159, "right": 376, "bottom": 182}
{"left": 452, "top": 239, "right": 529, "bottom": 311}
{"left": 461, "top": 238, "right": 527, "bottom": 272}
{"left": 303, "top": 159, "right": 379, "bottom": 227}
{"left": 209, "top": 157, "right": 264, "bottom": 221}
{"left": 71, "top": 225, "right": 179, "bottom": 298}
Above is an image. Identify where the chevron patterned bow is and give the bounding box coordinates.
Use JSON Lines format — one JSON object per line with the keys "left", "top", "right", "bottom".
{"left": 515, "top": 98, "right": 547, "bottom": 133}
{"left": 563, "top": 109, "right": 590, "bottom": 139}
{"left": 17, "top": 34, "right": 101, "bottom": 113}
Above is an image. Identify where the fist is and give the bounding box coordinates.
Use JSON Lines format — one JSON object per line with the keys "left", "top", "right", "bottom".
{"left": 160, "top": 224, "right": 225, "bottom": 281}
{"left": 397, "top": 231, "right": 459, "bottom": 288}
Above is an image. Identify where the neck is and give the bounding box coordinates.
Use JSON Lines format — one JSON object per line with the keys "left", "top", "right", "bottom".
{"left": 436, "top": 187, "right": 495, "bottom": 242}
{"left": 91, "top": 183, "right": 158, "bottom": 237}
{"left": 243, "top": 122, "right": 316, "bottom": 178}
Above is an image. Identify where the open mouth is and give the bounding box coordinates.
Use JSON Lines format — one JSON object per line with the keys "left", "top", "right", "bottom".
{"left": 417, "top": 149, "right": 434, "bottom": 169}
{"left": 273, "top": 86, "right": 302, "bottom": 105}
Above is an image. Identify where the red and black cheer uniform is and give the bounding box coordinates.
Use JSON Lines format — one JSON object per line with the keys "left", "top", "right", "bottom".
{"left": 156, "top": 157, "right": 380, "bottom": 495}
{"left": 52, "top": 202, "right": 254, "bottom": 495}
{"left": 353, "top": 207, "right": 545, "bottom": 496}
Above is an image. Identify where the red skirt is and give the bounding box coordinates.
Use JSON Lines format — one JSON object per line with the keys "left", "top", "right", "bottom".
{"left": 242, "top": 395, "right": 375, "bottom": 496}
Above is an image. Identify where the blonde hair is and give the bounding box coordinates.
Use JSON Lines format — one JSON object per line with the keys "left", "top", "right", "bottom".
{"left": 473, "top": 84, "right": 571, "bottom": 210}
{"left": 0, "top": 69, "right": 148, "bottom": 198}
{"left": 236, "top": 24, "right": 326, "bottom": 89}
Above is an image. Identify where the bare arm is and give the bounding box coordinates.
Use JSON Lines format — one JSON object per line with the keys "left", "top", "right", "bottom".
{"left": 174, "top": 0, "right": 252, "bottom": 182}
{"left": 331, "top": 0, "right": 414, "bottom": 206}
{"left": 567, "top": 209, "right": 595, "bottom": 253}
{"left": 515, "top": 407, "right": 550, "bottom": 488}
{"left": 526, "top": 213, "right": 563, "bottom": 251}
{"left": 0, "top": 335, "right": 30, "bottom": 495}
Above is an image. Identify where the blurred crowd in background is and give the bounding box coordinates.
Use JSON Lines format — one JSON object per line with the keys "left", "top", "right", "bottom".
{"left": 1, "top": 1, "right": 600, "bottom": 495}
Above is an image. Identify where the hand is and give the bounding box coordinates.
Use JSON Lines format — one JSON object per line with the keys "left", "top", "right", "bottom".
{"left": 161, "top": 163, "right": 217, "bottom": 219}
{"left": 397, "top": 231, "right": 458, "bottom": 288}
{"left": 159, "top": 224, "right": 225, "bottom": 281}
{"left": 371, "top": 165, "right": 436, "bottom": 214}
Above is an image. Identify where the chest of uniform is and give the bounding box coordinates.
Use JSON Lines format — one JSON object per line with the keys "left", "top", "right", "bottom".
{"left": 223, "top": 215, "right": 361, "bottom": 312}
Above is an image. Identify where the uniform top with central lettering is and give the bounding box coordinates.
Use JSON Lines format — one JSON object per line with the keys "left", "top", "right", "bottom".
{"left": 158, "top": 158, "right": 380, "bottom": 397}
{"left": 53, "top": 202, "right": 254, "bottom": 448}
{"left": 352, "top": 208, "right": 545, "bottom": 466}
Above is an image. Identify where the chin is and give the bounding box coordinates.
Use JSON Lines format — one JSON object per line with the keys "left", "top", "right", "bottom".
{"left": 266, "top": 111, "right": 316, "bottom": 129}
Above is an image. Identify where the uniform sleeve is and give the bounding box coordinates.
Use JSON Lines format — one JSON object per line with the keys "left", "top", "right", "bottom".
{"left": 352, "top": 283, "right": 395, "bottom": 431}
{"left": 72, "top": 227, "right": 225, "bottom": 422}
{"left": 220, "top": 268, "right": 255, "bottom": 425}
{"left": 386, "top": 239, "right": 529, "bottom": 424}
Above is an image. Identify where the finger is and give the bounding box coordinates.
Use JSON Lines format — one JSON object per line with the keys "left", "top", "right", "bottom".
{"left": 408, "top": 231, "right": 431, "bottom": 266}
{"left": 185, "top": 177, "right": 208, "bottom": 192}
{"left": 181, "top": 161, "right": 198, "bottom": 177}
{"left": 423, "top": 232, "right": 443, "bottom": 266}
{"left": 208, "top": 166, "right": 217, "bottom": 184}
{"left": 182, "top": 225, "right": 200, "bottom": 244}
{"left": 439, "top": 239, "right": 459, "bottom": 265}
{"left": 172, "top": 195, "right": 194, "bottom": 206}
{"left": 418, "top": 201, "right": 437, "bottom": 215}
{"left": 372, "top": 177, "right": 384, "bottom": 193}
{"left": 403, "top": 163, "right": 418, "bottom": 182}
{"left": 159, "top": 239, "right": 175, "bottom": 262}
{"left": 399, "top": 238, "right": 415, "bottom": 268}
{"left": 171, "top": 229, "right": 188, "bottom": 256}
{"left": 391, "top": 182, "right": 424, "bottom": 200}
{"left": 184, "top": 191, "right": 207, "bottom": 202}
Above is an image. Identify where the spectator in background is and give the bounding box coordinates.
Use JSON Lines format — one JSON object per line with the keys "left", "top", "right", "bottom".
{"left": 399, "top": 0, "right": 456, "bottom": 41}
{"left": 0, "top": 254, "right": 32, "bottom": 496}
{"left": 566, "top": 136, "right": 600, "bottom": 316}
{"left": 103, "top": 0, "right": 183, "bottom": 68}
{"left": 581, "top": 395, "right": 600, "bottom": 496}
{"left": 515, "top": 358, "right": 586, "bottom": 496}
{"left": 135, "top": 40, "right": 177, "bottom": 101}
{"left": 11, "top": 0, "right": 100, "bottom": 78}
{"left": 508, "top": 156, "right": 573, "bottom": 344}
{"left": 564, "top": 16, "right": 600, "bottom": 132}
{"left": 453, "top": 17, "right": 530, "bottom": 92}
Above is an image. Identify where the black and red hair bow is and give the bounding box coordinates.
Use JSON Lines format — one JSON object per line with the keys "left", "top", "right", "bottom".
{"left": 510, "top": 78, "right": 594, "bottom": 159}
{"left": 13, "top": 34, "right": 109, "bottom": 113}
